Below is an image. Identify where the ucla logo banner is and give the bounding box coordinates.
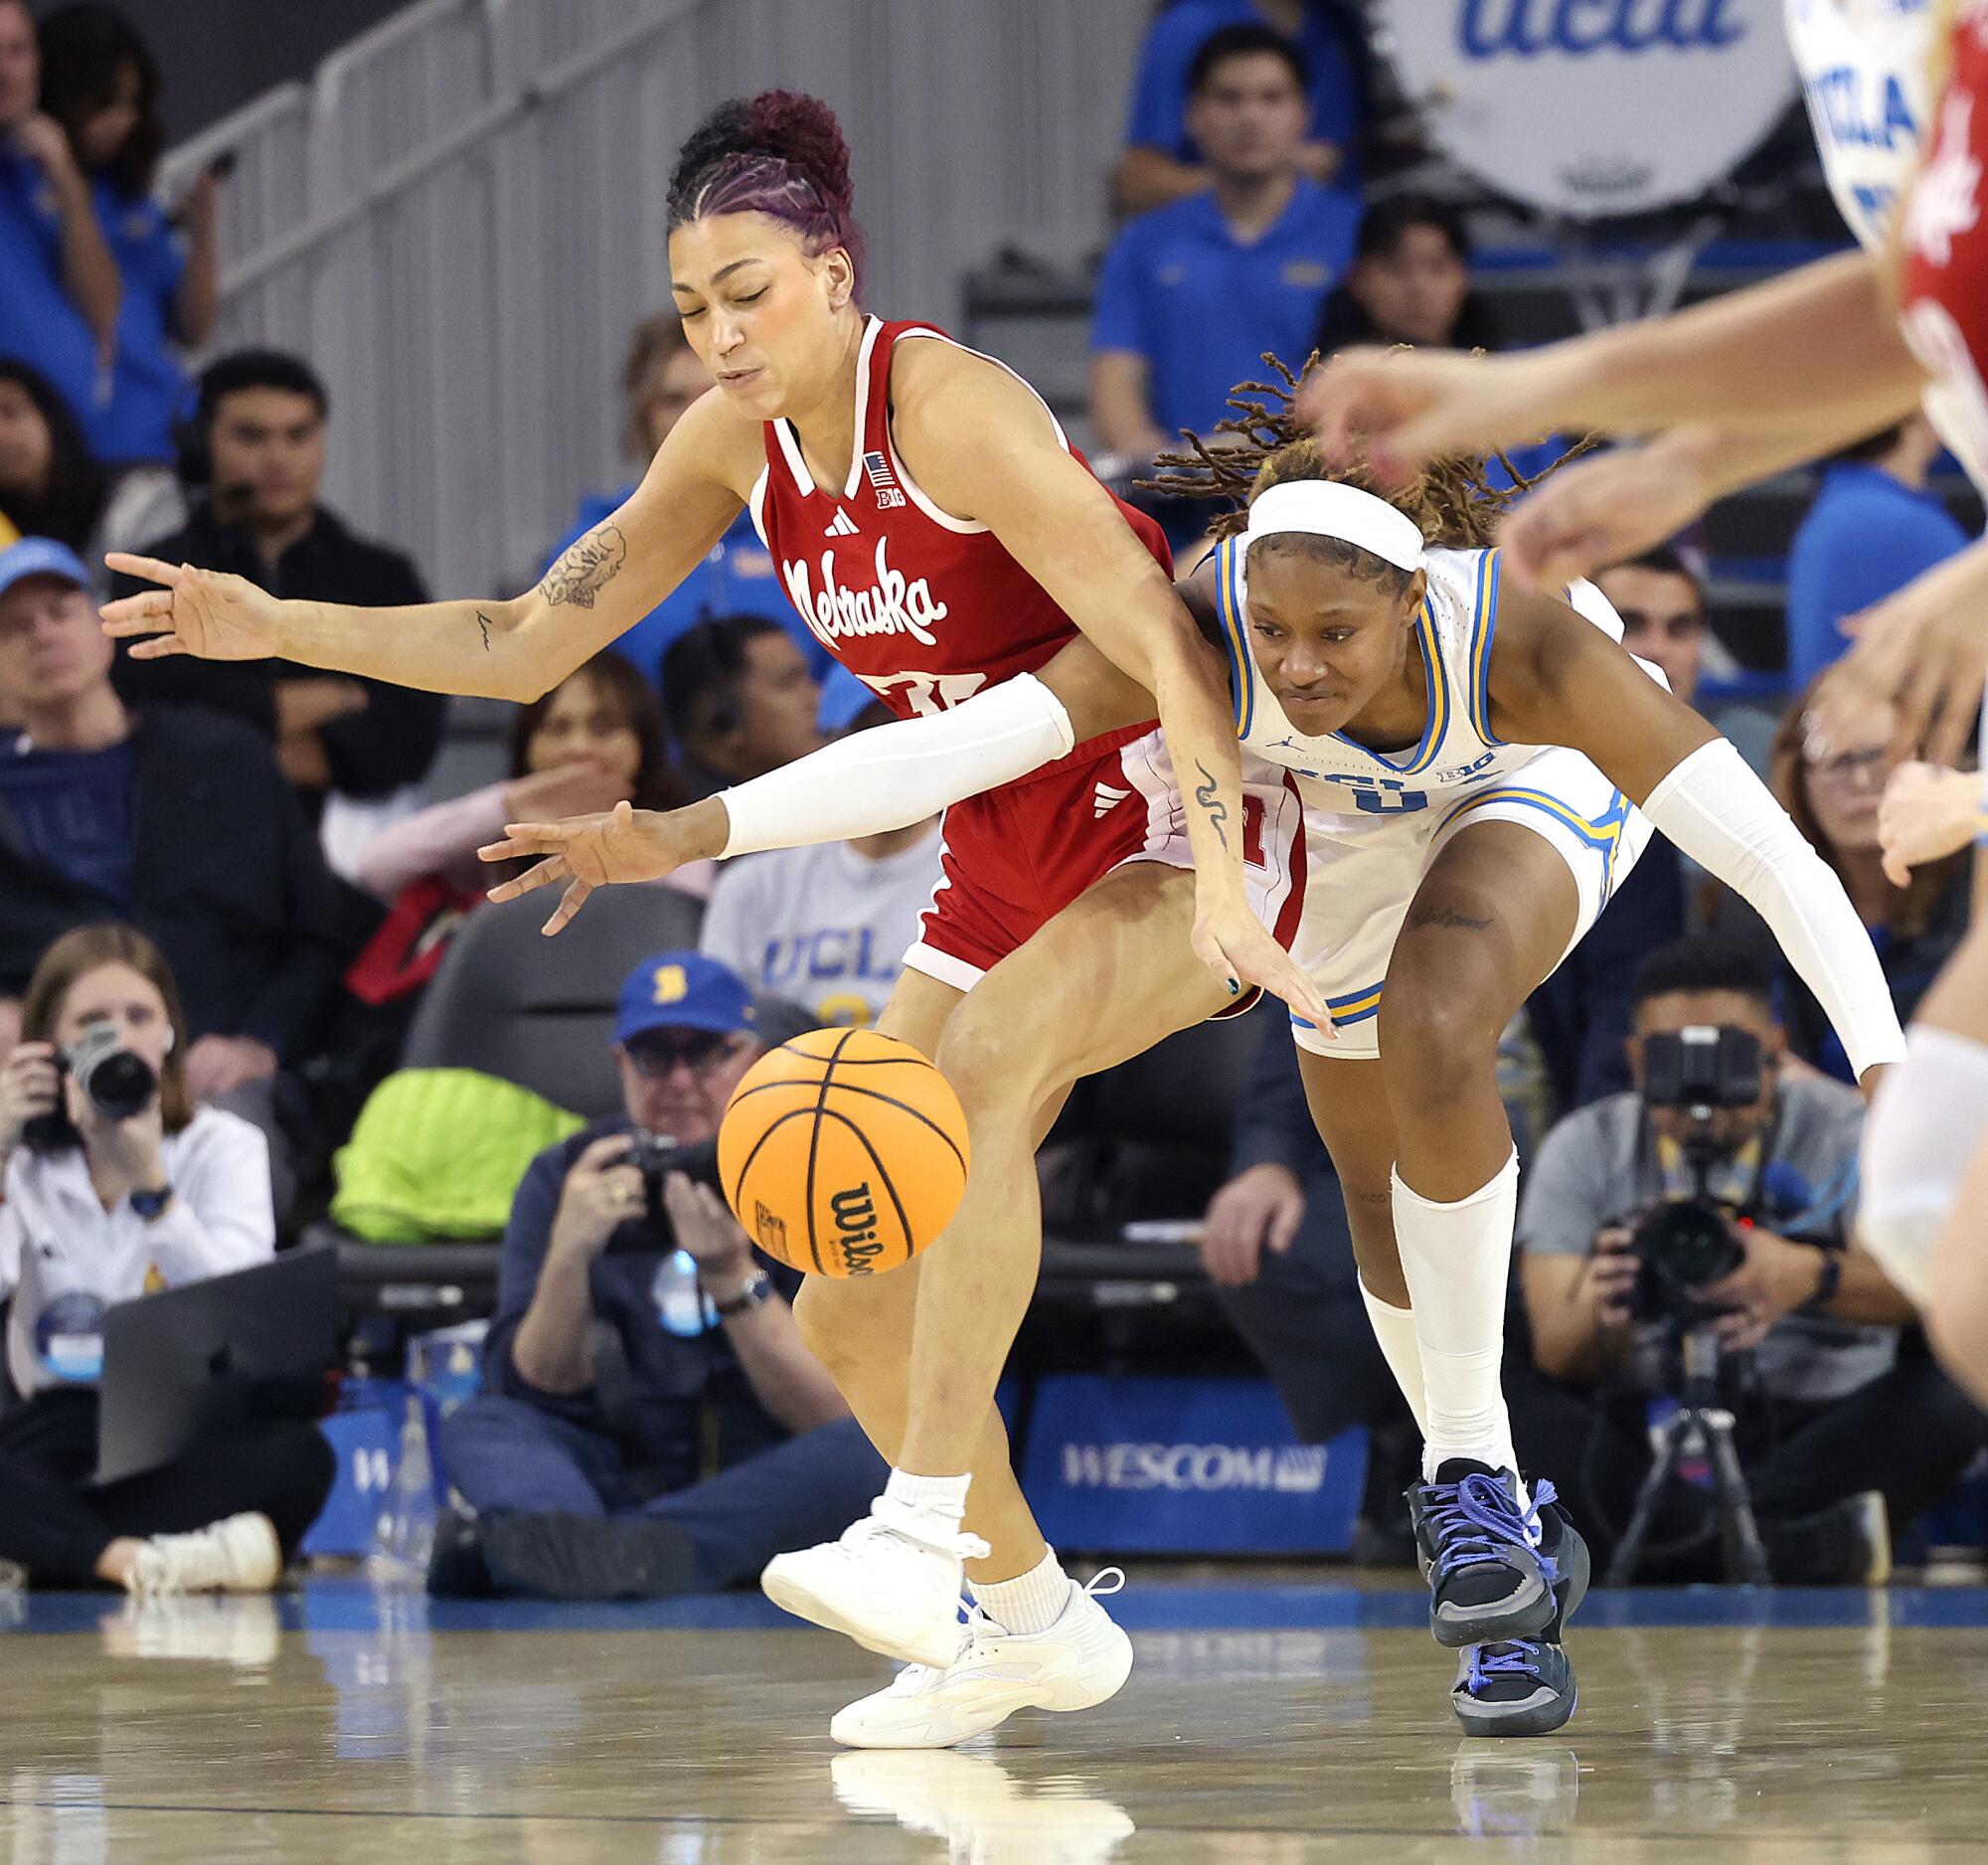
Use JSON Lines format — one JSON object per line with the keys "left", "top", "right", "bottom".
{"left": 1378, "top": 1, "right": 1797, "bottom": 217}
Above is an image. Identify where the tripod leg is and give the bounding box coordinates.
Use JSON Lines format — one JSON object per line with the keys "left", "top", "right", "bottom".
{"left": 1605, "top": 1416, "right": 1688, "bottom": 1587}
{"left": 1704, "top": 1410, "right": 1771, "bottom": 1586}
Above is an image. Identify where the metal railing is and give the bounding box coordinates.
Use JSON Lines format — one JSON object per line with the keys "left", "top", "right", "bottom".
{"left": 155, "top": 0, "right": 1150, "bottom": 594}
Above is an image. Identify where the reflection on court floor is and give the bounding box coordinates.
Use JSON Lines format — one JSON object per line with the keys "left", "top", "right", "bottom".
{"left": 2, "top": 1579, "right": 1984, "bottom": 1863}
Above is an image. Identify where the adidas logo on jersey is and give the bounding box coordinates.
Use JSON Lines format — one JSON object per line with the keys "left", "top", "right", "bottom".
{"left": 1092, "top": 782, "right": 1131, "bottom": 818}
{"left": 824, "top": 508, "right": 860, "bottom": 538}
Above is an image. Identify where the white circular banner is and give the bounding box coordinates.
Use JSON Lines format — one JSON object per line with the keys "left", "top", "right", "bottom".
{"left": 1378, "top": 1, "right": 1800, "bottom": 219}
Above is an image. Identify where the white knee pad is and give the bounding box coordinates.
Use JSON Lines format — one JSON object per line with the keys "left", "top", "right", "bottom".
{"left": 1860, "top": 1025, "right": 1988, "bottom": 1308}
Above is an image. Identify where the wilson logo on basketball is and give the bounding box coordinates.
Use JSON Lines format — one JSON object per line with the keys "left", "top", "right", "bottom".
{"left": 828, "top": 1182, "right": 887, "bottom": 1274}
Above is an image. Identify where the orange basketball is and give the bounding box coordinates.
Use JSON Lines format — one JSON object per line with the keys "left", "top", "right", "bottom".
{"left": 717, "top": 1028, "right": 970, "bottom": 1276}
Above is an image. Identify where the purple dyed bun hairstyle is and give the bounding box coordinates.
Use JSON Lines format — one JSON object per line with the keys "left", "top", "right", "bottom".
{"left": 667, "top": 90, "right": 866, "bottom": 293}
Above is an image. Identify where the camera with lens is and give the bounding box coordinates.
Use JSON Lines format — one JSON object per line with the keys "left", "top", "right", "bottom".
{"left": 1626, "top": 1024, "right": 1762, "bottom": 1325}
{"left": 22, "top": 1020, "right": 158, "bottom": 1152}
{"left": 619, "top": 1128, "right": 721, "bottom": 1240}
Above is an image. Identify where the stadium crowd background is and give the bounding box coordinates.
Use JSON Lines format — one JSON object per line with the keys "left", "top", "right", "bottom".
{"left": 0, "top": 0, "right": 1984, "bottom": 1600}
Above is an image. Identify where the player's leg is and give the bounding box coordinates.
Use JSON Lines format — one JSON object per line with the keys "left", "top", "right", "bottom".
{"left": 767, "top": 861, "right": 1228, "bottom": 1672}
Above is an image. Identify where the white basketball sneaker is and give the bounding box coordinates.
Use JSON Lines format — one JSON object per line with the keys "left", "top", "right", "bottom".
{"left": 761, "top": 1495, "right": 990, "bottom": 1667}
{"left": 123, "top": 1512, "right": 282, "bottom": 1598}
{"left": 830, "top": 1570, "right": 1133, "bottom": 1749}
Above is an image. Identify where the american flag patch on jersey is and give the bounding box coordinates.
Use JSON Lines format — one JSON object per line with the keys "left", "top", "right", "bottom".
{"left": 864, "top": 450, "right": 906, "bottom": 507}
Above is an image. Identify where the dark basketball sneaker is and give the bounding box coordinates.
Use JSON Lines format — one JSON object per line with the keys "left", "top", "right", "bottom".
{"left": 1451, "top": 1639, "right": 1578, "bottom": 1738}
{"left": 1453, "top": 1490, "right": 1590, "bottom": 1739}
{"left": 480, "top": 1512, "right": 699, "bottom": 1602}
{"left": 1408, "top": 1460, "right": 1561, "bottom": 1648}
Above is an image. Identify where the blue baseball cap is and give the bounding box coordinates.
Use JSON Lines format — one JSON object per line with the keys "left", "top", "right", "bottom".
{"left": 614, "top": 950, "right": 758, "bottom": 1046}
{"left": 0, "top": 538, "right": 91, "bottom": 600}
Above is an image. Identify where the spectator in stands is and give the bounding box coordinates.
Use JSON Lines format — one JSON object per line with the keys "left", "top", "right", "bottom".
{"left": 546, "top": 313, "right": 824, "bottom": 690}
{"left": 0, "top": 0, "right": 118, "bottom": 453}
{"left": 107, "top": 350, "right": 444, "bottom": 826}
{"left": 1115, "top": 0, "right": 1365, "bottom": 215}
{"left": 1513, "top": 936, "right": 1987, "bottom": 1582}
{"left": 1091, "top": 22, "right": 1360, "bottom": 527}
{"left": 0, "top": 924, "right": 334, "bottom": 1592}
{"left": 660, "top": 613, "right": 823, "bottom": 800}
{"left": 429, "top": 951, "right": 884, "bottom": 1600}
{"left": 0, "top": 537, "right": 355, "bottom": 1138}
{"left": 0, "top": 357, "right": 103, "bottom": 558}
{"left": 1312, "top": 196, "right": 1500, "bottom": 358}
{"left": 38, "top": 5, "right": 216, "bottom": 471}
{"left": 700, "top": 693, "right": 939, "bottom": 1028}
{"left": 1523, "top": 549, "right": 1699, "bottom": 1111}
{"left": 345, "top": 650, "right": 705, "bottom": 1016}
{"left": 1752, "top": 684, "right": 1969, "bottom": 1080}
{"left": 1784, "top": 416, "right": 1970, "bottom": 691}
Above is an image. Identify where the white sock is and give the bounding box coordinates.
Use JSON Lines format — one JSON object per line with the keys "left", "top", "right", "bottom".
{"left": 1392, "top": 1151, "right": 1521, "bottom": 1483}
{"left": 1359, "top": 1280, "right": 1428, "bottom": 1437}
{"left": 968, "top": 1547, "right": 1072, "bottom": 1636}
{"left": 1861, "top": 1024, "right": 1988, "bottom": 1308}
{"left": 883, "top": 1469, "right": 971, "bottom": 1531}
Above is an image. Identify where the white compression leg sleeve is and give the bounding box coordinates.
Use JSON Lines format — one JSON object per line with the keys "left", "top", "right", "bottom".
{"left": 1641, "top": 740, "right": 1905, "bottom": 1078}
{"left": 1392, "top": 1152, "right": 1521, "bottom": 1481}
{"left": 718, "top": 672, "right": 1076, "bottom": 857}
{"left": 1359, "top": 1281, "right": 1428, "bottom": 1437}
{"left": 1860, "top": 1025, "right": 1988, "bottom": 1308}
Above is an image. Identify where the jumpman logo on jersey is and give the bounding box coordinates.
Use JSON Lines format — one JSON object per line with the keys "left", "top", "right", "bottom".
{"left": 824, "top": 508, "right": 861, "bottom": 539}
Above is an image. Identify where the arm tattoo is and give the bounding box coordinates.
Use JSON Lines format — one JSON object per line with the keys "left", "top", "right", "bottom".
{"left": 538, "top": 523, "right": 628, "bottom": 609}
{"left": 1193, "top": 761, "right": 1230, "bottom": 852}
{"left": 1406, "top": 904, "right": 1493, "bottom": 933}
{"left": 474, "top": 608, "right": 493, "bottom": 653}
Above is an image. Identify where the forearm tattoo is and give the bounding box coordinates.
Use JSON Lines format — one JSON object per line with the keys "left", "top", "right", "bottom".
{"left": 1194, "top": 761, "right": 1231, "bottom": 851}
{"left": 475, "top": 608, "right": 494, "bottom": 652}
{"left": 539, "top": 523, "right": 627, "bottom": 609}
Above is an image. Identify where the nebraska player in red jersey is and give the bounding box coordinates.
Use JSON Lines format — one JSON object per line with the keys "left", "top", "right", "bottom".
{"left": 102, "top": 91, "right": 1328, "bottom": 1743}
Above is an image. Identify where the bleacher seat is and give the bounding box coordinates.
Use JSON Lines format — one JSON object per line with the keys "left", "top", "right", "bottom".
{"left": 324, "top": 884, "right": 706, "bottom": 1324}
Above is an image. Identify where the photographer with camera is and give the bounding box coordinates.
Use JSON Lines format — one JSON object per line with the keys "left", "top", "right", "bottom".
{"left": 1514, "top": 936, "right": 1988, "bottom": 1583}
{"left": 0, "top": 925, "right": 333, "bottom": 1592}
{"left": 430, "top": 950, "right": 885, "bottom": 1600}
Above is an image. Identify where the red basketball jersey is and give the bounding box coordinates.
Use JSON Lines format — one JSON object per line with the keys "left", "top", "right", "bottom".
{"left": 1900, "top": 1, "right": 1988, "bottom": 496}
{"left": 749, "top": 316, "right": 1171, "bottom": 731}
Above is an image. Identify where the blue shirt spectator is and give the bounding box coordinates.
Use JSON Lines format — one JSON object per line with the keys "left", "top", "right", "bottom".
{"left": 0, "top": 2, "right": 120, "bottom": 446}
{"left": 1785, "top": 416, "right": 1970, "bottom": 690}
{"left": 37, "top": 5, "right": 216, "bottom": 465}
{"left": 1117, "top": 0, "right": 1365, "bottom": 215}
{"left": 1093, "top": 177, "right": 1359, "bottom": 449}
{"left": 1092, "top": 25, "right": 1358, "bottom": 472}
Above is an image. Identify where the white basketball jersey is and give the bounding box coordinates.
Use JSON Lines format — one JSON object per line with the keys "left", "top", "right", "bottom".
{"left": 1786, "top": 0, "right": 1935, "bottom": 251}
{"left": 1210, "top": 538, "right": 1626, "bottom": 820}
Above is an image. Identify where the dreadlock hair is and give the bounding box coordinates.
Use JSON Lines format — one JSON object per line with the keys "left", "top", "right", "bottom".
{"left": 1140, "top": 352, "right": 1588, "bottom": 595}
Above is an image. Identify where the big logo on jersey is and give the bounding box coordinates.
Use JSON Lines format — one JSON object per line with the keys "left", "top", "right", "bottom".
{"left": 782, "top": 538, "right": 948, "bottom": 650}
{"left": 1377, "top": 0, "right": 1796, "bottom": 218}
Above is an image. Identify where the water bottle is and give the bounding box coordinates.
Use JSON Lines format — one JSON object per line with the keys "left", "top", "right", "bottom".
{"left": 371, "top": 1390, "right": 439, "bottom": 1579}
{"left": 653, "top": 1248, "right": 718, "bottom": 1337}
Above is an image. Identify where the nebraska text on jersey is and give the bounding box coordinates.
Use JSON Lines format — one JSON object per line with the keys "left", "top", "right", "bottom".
{"left": 782, "top": 537, "right": 949, "bottom": 648}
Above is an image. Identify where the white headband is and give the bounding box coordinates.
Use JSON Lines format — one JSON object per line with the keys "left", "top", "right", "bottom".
{"left": 1243, "top": 479, "right": 1426, "bottom": 573}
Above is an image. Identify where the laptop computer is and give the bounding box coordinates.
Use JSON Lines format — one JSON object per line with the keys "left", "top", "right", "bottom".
{"left": 93, "top": 1244, "right": 338, "bottom": 1486}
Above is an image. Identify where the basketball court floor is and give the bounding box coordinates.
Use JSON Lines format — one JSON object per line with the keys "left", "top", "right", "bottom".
{"left": 3, "top": 1575, "right": 1984, "bottom": 1862}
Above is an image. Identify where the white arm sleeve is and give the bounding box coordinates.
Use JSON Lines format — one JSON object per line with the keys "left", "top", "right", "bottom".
{"left": 1641, "top": 739, "right": 1905, "bottom": 1079}
{"left": 718, "top": 672, "right": 1077, "bottom": 858}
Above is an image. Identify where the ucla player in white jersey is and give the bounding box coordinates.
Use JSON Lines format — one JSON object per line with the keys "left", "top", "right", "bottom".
{"left": 493, "top": 366, "right": 1905, "bottom": 1739}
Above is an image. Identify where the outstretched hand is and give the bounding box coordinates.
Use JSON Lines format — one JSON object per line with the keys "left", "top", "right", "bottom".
{"left": 1192, "top": 892, "right": 1334, "bottom": 1032}
{"left": 98, "top": 553, "right": 282, "bottom": 661}
{"left": 480, "top": 799, "right": 694, "bottom": 935}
